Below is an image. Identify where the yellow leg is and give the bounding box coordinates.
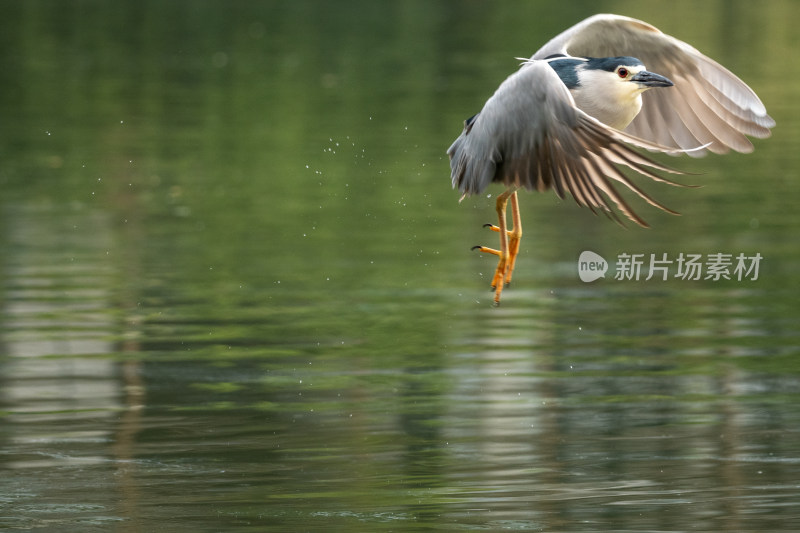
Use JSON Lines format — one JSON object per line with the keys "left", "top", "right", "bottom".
{"left": 471, "top": 187, "right": 521, "bottom": 304}
{"left": 506, "top": 191, "right": 522, "bottom": 285}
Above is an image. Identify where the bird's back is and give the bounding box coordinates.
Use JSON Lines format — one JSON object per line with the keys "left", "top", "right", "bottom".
{"left": 448, "top": 62, "right": 578, "bottom": 197}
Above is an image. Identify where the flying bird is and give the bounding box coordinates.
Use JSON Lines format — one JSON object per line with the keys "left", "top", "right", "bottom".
{"left": 448, "top": 14, "right": 774, "bottom": 304}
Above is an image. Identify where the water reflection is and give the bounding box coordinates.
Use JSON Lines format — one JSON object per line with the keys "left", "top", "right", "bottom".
{"left": 0, "top": 204, "right": 145, "bottom": 529}
{"left": 439, "top": 285, "right": 800, "bottom": 529}
{"left": 0, "top": 202, "right": 798, "bottom": 530}
{"left": 1, "top": 205, "right": 120, "bottom": 467}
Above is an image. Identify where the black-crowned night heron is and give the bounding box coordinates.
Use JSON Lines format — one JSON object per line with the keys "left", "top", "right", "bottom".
{"left": 448, "top": 14, "right": 774, "bottom": 304}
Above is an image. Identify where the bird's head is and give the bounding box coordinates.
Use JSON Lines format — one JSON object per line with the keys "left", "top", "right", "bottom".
{"left": 550, "top": 56, "right": 674, "bottom": 129}
{"left": 579, "top": 56, "right": 673, "bottom": 98}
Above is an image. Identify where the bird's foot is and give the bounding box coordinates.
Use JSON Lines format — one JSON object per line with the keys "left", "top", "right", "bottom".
{"left": 471, "top": 245, "right": 509, "bottom": 304}
{"left": 482, "top": 223, "right": 521, "bottom": 287}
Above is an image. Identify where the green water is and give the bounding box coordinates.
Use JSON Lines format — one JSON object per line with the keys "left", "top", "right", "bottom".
{"left": 1, "top": 1, "right": 799, "bottom": 531}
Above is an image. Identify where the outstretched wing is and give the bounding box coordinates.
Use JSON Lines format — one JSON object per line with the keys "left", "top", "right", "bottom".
{"left": 533, "top": 14, "right": 774, "bottom": 155}
{"left": 448, "top": 61, "right": 691, "bottom": 227}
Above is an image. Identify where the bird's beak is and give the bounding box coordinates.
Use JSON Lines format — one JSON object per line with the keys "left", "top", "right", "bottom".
{"left": 631, "top": 70, "right": 674, "bottom": 88}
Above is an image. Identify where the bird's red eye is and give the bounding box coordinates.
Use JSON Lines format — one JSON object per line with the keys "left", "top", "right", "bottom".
{"left": 617, "top": 67, "right": 628, "bottom": 78}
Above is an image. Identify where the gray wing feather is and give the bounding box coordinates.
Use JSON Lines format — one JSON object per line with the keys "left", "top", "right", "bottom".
{"left": 532, "top": 14, "right": 774, "bottom": 155}
{"left": 447, "top": 61, "right": 690, "bottom": 227}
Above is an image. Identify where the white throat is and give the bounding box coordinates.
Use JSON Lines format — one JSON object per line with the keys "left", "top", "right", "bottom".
{"left": 570, "top": 68, "right": 646, "bottom": 130}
